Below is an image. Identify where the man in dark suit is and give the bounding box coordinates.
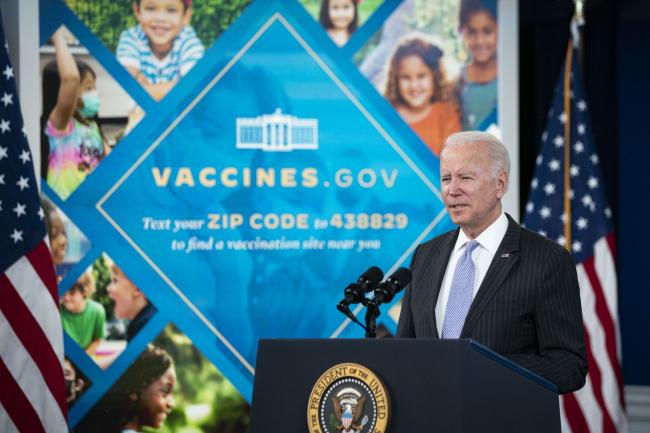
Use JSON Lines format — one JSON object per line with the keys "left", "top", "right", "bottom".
{"left": 397, "top": 131, "right": 587, "bottom": 394}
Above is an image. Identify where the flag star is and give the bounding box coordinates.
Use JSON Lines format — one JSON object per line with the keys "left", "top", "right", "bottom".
{"left": 526, "top": 202, "right": 534, "bottom": 214}
{"left": 591, "top": 154, "right": 599, "bottom": 165}
{"left": 3, "top": 65, "right": 13, "bottom": 80}
{"left": 13, "top": 202, "right": 26, "bottom": 217}
{"left": 557, "top": 235, "right": 566, "bottom": 246}
{"left": 587, "top": 176, "right": 599, "bottom": 189}
{"left": 16, "top": 176, "right": 29, "bottom": 190}
{"left": 536, "top": 155, "right": 543, "bottom": 166}
{"left": 21, "top": 126, "right": 27, "bottom": 136}
{"left": 560, "top": 212, "right": 567, "bottom": 223}
{"left": 569, "top": 189, "right": 575, "bottom": 199}
{"left": 570, "top": 165, "right": 580, "bottom": 177}
{"left": 576, "top": 217, "right": 588, "bottom": 230}
{"left": 543, "top": 182, "right": 556, "bottom": 195}
{"left": 539, "top": 206, "right": 551, "bottom": 219}
{"left": 558, "top": 112, "right": 567, "bottom": 124}
{"left": 604, "top": 207, "right": 612, "bottom": 218}
{"left": 0, "top": 200, "right": 2, "bottom": 210}
{"left": 10, "top": 229, "right": 23, "bottom": 243}
{"left": 577, "top": 100, "right": 587, "bottom": 111}
{"left": 0, "top": 118, "right": 10, "bottom": 133}
{"left": 541, "top": 131, "right": 548, "bottom": 142}
{"left": 581, "top": 194, "right": 593, "bottom": 207}
{"left": 548, "top": 159, "right": 561, "bottom": 171}
{"left": 573, "top": 141, "right": 585, "bottom": 154}
{"left": 538, "top": 230, "right": 548, "bottom": 237}
{"left": 0, "top": 174, "right": 4, "bottom": 185}
{"left": 18, "top": 150, "right": 30, "bottom": 163}
{"left": 572, "top": 241, "right": 583, "bottom": 253}
{"left": 577, "top": 123, "right": 586, "bottom": 135}
{"left": 0, "top": 145, "right": 7, "bottom": 160}
{"left": 1, "top": 92, "right": 12, "bottom": 106}
{"left": 531, "top": 178, "right": 538, "bottom": 189}
{"left": 553, "top": 135, "right": 564, "bottom": 148}
{"left": 38, "top": 207, "right": 44, "bottom": 219}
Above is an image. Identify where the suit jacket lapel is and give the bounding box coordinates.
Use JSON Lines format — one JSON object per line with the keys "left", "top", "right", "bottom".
{"left": 461, "top": 215, "right": 521, "bottom": 338}
{"left": 427, "top": 229, "right": 458, "bottom": 338}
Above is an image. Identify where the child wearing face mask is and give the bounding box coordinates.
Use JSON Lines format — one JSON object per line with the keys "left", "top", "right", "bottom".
{"left": 384, "top": 35, "right": 461, "bottom": 156}
{"left": 319, "top": 0, "right": 359, "bottom": 47}
{"left": 42, "top": 28, "right": 110, "bottom": 200}
{"left": 457, "top": 0, "right": 498, "bottom": 130}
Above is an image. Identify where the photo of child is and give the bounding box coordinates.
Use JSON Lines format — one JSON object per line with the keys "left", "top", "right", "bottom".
{"left": 41, "top": 196, "right": 91, "bottom": 282}
{"left": 64, "top": 358, "right": 88, "bottom": 407}
{"left": 77, "top": 324, "right": 251, "bottom": 433}
{"left": 107, "top": 261, "right": 157, "bottom": 341}
{"left": 319, "top": 0, "right": 359, "bottom": 47}
{"left": 116, "top": 0, "right": 205, "bottom": 101}
{"left": 60, "top": 271, "right": 107, "bottom": 356}
{"left": 77, "top": 344, "right": 176, "bottom": 433}
{"left": 457, "top": 0, "right": 498, "bottom": 129}
{"left": 384, "top": 35, "right": 461, "bottom": 156}
{"left": 355, "top": 0, "right": 499, "bottom": 154}
{"left": 41, "top": 28, "right": 111, "bottom": 201}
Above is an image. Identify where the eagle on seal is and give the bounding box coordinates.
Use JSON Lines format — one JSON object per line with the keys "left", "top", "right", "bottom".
{"left": 332, "top": 393, "right": 366, "bottom": 432}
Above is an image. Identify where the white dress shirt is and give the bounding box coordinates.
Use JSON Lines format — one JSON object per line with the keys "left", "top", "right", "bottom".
{"left": 435, "top": 212, "right": 509, "bottom": 336}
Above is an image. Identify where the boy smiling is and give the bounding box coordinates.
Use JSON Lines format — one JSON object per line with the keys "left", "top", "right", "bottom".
{"left": 116, "top": 0, "right": 204, "bottom": 100}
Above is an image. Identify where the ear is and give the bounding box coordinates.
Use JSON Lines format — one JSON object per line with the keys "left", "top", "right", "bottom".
{"left": 182, "top": 7, "right": 192, "bottom": 26}
{"left": 495, "top": 170, "right": 508, "bottom": 199}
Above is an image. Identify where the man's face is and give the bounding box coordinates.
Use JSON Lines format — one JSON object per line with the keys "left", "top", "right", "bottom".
{"left": 440, "top": 142, "right": 507, "bottom": 237}
{"left": 134, "top": 0, "right": 190, "bottom": 58}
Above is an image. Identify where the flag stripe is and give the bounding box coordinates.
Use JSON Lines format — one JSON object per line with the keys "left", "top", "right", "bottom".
{"left": 562, "top": 392, "right": 589, "bottom": 433}
{"left": 5, "top": 253, "right": 64, "bottom": 362}
{"left": 0, "top": 310, "right": 68, "bottom": 433}
{"left": 0, "top": 359, "right": 46, "bottom": 433}
{"left": 26, "top": 240, "right": 59, "bottom": 303}
{"left": 574, "top": 374, "right": 604, "bottom": 433}
{"left": 576, "top": 265, "right": 618, "bottom": 433}
{"left": 584, "top": 256, "right": 626, "bottom": 426}
{"left": 0, "top": 274, "right": 67, "bottom": 417}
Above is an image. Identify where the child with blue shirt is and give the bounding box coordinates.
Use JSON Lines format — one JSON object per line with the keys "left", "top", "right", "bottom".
{"left": 117, "top": 0, "right": 204, "bottom": 100}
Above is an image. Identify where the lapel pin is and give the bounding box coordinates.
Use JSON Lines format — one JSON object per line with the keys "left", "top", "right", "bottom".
{"left": 501, "top": 253, "right": 510, "bottom": 258}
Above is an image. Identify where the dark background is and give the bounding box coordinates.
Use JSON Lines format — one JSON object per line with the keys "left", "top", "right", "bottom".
{"left": 519, "top": 0, "right": 649, "bottom": 385}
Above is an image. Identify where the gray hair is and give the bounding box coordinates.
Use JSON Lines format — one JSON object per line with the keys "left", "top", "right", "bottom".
{"left": 442, "top": 131, "right": 510, "bottom": 182}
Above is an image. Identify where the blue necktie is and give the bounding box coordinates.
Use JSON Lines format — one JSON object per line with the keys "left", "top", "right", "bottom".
{"left": 441, "top": 240, "right": 480, "bottom": 339}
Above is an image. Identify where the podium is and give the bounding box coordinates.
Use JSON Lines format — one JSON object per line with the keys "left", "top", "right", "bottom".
{"left": 250, "top": 339, "right": 560, "bottom": 433}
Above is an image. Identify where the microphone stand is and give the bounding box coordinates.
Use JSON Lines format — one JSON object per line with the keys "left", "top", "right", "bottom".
{"left": 364, "top": 299, "right": 381, "bottom": 339}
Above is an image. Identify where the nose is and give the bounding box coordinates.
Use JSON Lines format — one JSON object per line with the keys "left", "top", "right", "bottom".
{"left": 167, "top": 394, "right": 175, "bottom": 409}
{"left": 448, "top": 177, "right": 462, "bottom": 196}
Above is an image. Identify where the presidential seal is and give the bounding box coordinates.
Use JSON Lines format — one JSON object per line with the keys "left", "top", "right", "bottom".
{"left": 307, "top": 363, "right": 390, "bottom": 433}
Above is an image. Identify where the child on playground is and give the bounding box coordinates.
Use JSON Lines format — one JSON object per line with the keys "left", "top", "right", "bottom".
{"left": 457, "top": 0, "right": 498, "bottom": 129}
{"left": 43, "top": 28, "right": 110, "bottom": 200}
{"left": 384, "top": 35, "right": 461, "bottom": 156}
{"left": 116, "top": 0, "right": 205, "bottom": 101}
{"left": 319, "top": 0, "right": 359, "bottom": 47}
{"left": 60, "top": 271, "right": 106, "bottom": 356}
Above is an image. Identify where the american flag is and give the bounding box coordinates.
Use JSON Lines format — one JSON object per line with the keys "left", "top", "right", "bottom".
{"left": 524, "top": 42, "right": 626, "bottom": 433}
{"left": 0, "top": 16, "right": 68, "bottom": 433}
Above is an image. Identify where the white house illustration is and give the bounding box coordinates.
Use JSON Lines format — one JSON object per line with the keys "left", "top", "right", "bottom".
{"left": 236, "top": 108, "right": 318, "bottom": 151}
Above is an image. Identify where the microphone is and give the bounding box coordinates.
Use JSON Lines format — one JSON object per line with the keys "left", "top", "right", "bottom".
{"left": 373, "top": 267, "right": 412, "bottom": 305}
{"left": 337, "top": 266, "right": 384, "bottom": 311}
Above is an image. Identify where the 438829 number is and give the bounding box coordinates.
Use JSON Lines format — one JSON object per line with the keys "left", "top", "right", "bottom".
{"left": 328, "top": 213, "right": 408, "bottom": 230}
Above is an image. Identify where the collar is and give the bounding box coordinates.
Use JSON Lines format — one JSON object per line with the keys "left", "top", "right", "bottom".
{"left": 454, "top": 212, "right": 508, "bottom": 255}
